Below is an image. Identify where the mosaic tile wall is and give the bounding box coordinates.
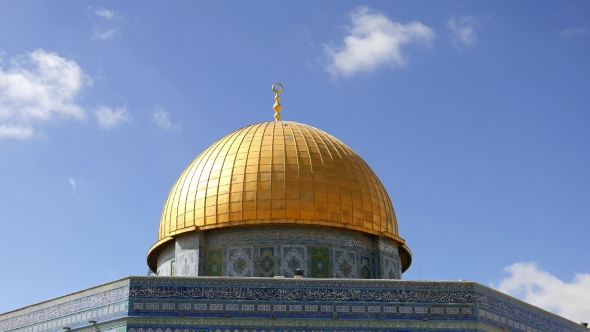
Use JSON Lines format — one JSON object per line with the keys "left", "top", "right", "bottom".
{"left": 156, "top": 226, "right": 402, "bottom": 279}
{"left": 376, "top": 238, "right": 401, "bottom": 279}
{"left": 175, "top": 233, "right": 205, "bottom": 277}
{"left": 124, "top": 277, "right": 585, "bottom": 332}
{"left": 1, "top": 276, "right": 587, "bottom": 332}
{"left": 156, "top": 245, "right": 175, "bottom": 276}
{"left": 0, "top": 278, "right": 130, "bottom": 332}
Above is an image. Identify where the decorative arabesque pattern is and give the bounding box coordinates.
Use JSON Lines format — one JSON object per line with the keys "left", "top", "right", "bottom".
{"left": 360, "top": 255, "right": 372, "bottom": 279}
{"left": 258, "top": 247, "right": 276, "bottom": 277}
{"left": 279, "top": 245, "right": 307, "bottom": 278}
{"left": 226, "top": 246, "right": 254, "bottom": 277}
{"left": 311, "top": 247, "right": 329, "bottom": 278}
{"left": 332, "top": 249, "right": 358, "bottom": 278}
{"left": 206, "top": 250, "right": 223, "bottom": 276}
{"left": 2, "top": 277, "right": 587, "bottom": 332}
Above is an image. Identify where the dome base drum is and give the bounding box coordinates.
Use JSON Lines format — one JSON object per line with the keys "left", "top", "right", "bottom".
{"left": 155, "top": 225, "right": 403, "bottom": 279}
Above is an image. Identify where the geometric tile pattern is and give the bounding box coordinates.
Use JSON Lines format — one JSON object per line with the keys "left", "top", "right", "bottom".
{"left": 258, "top": 247, "right": 276, "bottom": 277}
{"left": 158, "top": 227, "right": 402, "bottom": 279}
{"left": 156, "top": 245, "right": 175, "bottom": 276}
{"left": 332, "top": 248, "right": 358, "bottom": 278}
{"left": 226, "top": 246, "right": 254, "bottom": 277}
{"left": 381, "top": 255, "right": 401, "bottom": 280}
{"left": 122, "top": 277, "right": 587, "bottom": 332}
{"left": 360, "top": 255, "right": 372, "bottom": 279}
{"left": 279, "top": 245, "right": 306, "bottom": 277}
{"left": 206, "top": 249, "right": 223, "bottom": 276}
{"left": 310, "top": 246, "right": 329, "bottom": 278}
{"left": 2, "top": 276, "right": 588, "bottom": 332}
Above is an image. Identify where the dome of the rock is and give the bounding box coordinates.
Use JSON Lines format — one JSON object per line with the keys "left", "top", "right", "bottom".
{"left": 147, "top": 121, "right": 411, "bottom": 279}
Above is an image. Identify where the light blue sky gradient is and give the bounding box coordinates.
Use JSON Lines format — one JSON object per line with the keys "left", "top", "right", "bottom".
{"left": 0, "top": 1, "right": 588, "bottom": 319}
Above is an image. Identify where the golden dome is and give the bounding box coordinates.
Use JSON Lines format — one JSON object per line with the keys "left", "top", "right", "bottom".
{"left": 147, "top": 121, "right": 411, "bottom": 271}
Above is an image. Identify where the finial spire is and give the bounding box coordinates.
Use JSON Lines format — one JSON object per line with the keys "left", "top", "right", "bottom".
{"left": 272, "top": 83, "right": 283, "bottom": 122}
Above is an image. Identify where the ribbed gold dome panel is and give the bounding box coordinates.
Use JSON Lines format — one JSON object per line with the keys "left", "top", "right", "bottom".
{"left": 154, "top": 121, "right": 405, "bottom": 247}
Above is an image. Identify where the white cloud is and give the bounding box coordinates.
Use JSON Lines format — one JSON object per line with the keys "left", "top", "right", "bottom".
{"left": 94, "top": 8, "right": 114, "bottom": 20}
{"left": 325, "top": 7, "right": 435, "bottom": 78}
{"left": 151, "top": 108, "right": 181, "bottom": 131}
{"left": 68, "top": 178, "right": 76, "bottom": 190}
{"left": 494, "top": 262, "right": 590, "bottom": 322}
{"left": 0, "top": 49, "right": 88, "bottom": 139}
{"left": 95, "top": 29, "right": 117, "bottom": 40}
{"left": 561, "top": 27, "right": 588, "bottom": 36}
{"left": 0, "top": 124, "right": 34, "bottom": 139}
{"left": 95, "top": 106, "right": 132, "bottom": 129}
{"left": 447, "top": 16, "right": 479, "bottom": 50}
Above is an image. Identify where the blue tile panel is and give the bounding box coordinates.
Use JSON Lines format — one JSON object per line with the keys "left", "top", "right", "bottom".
{"left": 126, "top": 320, "right": 481, "bottom": 332}
{"left": 125, "top": 278, "right": 585, "bottom": 332}
{"left": 0, "top": 279, "right": 130, "bottom": 332}
{"left": 258, "top": 247, "right": 276, "bottom": 277}
{"left": 1, "top": 277, "right": 586, "bottom": 332}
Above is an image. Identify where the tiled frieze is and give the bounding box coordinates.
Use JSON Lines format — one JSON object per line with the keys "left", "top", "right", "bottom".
{"left": 476, "top": 290, "right": 579, "bottom": 332}
{"left": 206, "top": 226, "right": 375, "bottom": 252}
{"left": 0, "top": 280, "right": 129, "bottom": 332}
{"left": 3, "top": 277, "right": 587, "bottom": 332}
{"left": 126, "top": 316, "right": 493, "bottom": 332}
{"left": 5, "top": 302, "right": 127, "bottom": 332}
{"left": 128, "top": 283, "right": 476, "bottom": 303}
{"left": 125, "top": 277, "right": 586, "bottom": 332}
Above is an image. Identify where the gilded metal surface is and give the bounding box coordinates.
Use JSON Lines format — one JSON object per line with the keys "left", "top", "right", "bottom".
{"left": 159, "top": 121, "right": 400, "bottom": 237}
{"left": 149, "top": 121, "right": 409, "bottom": 268}
{"left": 272, "top": 83, "right": 283, "bottom": 121}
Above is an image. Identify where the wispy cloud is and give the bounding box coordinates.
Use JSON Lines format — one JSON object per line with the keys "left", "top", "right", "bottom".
{"left": 94, "top": 8, "right": 114, "bottom": 20}
{"left": 68, "top": 178, "right": 77, "bottom": 190}
{"left": 0, "top": 49, "right": 89, "bottom": 139}
{"left": 151, "top": 108, "right": 181, "bottom": 131}
{"left": 95, "top": 29, "right": 117, "bottom": 40}
{"left": 325, "top": 7, "right": 435, "bottom": 78}
{"left": 95, "top": 106, "right": 132, "bottom": 129}
{"left": 494, "top": 262, "right": 590, "bottom": 322}
{"left": 561, "top": 27, "right": 588, "bottom": 36}
{"left": 447, "top": 16, "right": 479, "bottom": 50}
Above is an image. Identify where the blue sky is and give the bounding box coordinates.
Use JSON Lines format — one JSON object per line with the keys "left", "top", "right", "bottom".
{"left": 0, "top": 1, "right": 589, "bottom": 321}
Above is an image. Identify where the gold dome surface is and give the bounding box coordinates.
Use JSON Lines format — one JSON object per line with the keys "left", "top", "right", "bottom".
{"left": 148, "top": 121, "right": 410, "bottom": 271}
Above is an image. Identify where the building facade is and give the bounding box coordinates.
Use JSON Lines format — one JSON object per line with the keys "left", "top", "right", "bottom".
{"left": 1, "top": 277, "right": 586, "bottom": 332}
